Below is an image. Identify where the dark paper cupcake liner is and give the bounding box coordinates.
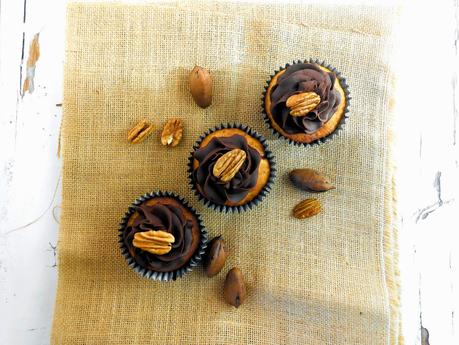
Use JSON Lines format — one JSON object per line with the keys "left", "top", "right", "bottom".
{"left": 262, "top": 58, "right": 351, "bottom": 147}
{"left": 118, "top": 191, "right": 208, "bottom": 282}
{"left": 187, "top": 123, "right": 276, "bottom": 213}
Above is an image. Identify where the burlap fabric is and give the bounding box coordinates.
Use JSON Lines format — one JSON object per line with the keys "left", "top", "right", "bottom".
{"left": 52, "top": 2, "right": 401, "bottom": 344}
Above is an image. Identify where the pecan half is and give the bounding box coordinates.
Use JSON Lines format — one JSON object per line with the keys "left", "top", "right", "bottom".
{"left": 161, "top": 119, "right": 183, "bottom": 147}
{"left": 212, "top": 148, "right": 247, "bottom": 182}
{"left": 286, "top": 92, "right": 321, "bottom": 117}
{"left": 132, "top": 230, "right": 175, "bottom": 255}
{"left": 292, "top": 198, "right": 321, "bottom": 219}
{"left": 127, "top": 119, "right": 154, "bottom": 144}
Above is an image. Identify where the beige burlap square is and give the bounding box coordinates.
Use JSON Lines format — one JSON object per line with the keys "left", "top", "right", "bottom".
{"left": 52, "top": 3, "right": 401, "bottom": 344}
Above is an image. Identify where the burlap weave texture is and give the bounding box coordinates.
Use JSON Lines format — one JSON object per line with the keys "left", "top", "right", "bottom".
{"left": 52, "top": 3, "right": 400, "bottom": 344}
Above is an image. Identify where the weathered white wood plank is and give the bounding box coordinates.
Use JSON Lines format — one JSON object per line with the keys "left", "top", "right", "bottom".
{"left": 0, "top": 0, "right": 30, "bottom": 342}
{"left": 0, "top": 0, "right": 65, "bottom": 343}
{"left": 394, "top": 1, "right": 459, "bottom": 345}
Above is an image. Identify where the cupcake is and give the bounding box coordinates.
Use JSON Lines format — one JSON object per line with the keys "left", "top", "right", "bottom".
{"left": 188, "top": 124, "right": 276, "bottom": 213}
{"left": 119, "top": 191, "right": 208, "bottom": 281}
{"left": 263, "top": 59, "right": 350, "bottom": 146}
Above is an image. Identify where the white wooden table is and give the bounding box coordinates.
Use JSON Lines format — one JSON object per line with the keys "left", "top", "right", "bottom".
{"left": 0, "top": 1, "right": 457, "bottom": 344}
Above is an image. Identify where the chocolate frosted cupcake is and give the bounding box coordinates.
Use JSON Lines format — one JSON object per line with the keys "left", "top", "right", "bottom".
{"left": 263, "top": 59, "right": 350, "bottom": 146}
{"left": 119, "top": 191, "right": 207, "bottom": 281}
{"left": 188, "top": 124, "right": 276, "bottom": 213}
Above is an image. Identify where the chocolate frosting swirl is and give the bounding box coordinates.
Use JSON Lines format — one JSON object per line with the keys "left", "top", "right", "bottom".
{"left": 123, "top": 203, "right": 194, "bottom": 272}
{"left": 270, "top": 63, "right": 341, "bottom": 134}
{"left": 193, "top": 134, "right": 261, "bottom": 205}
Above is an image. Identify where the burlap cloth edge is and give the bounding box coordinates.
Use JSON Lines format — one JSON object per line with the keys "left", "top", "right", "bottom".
{"left": 53, "top": 3, "right": 402, "bottom": 344}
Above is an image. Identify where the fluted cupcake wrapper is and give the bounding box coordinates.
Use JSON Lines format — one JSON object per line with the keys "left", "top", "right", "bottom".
{"left": 262, "top": 58, "right": 351, "bottom": 147}
{"left": 188, "top": 123, "right": 276, "bottom": 213}
{"left": 118, "top": 191, "right": 208, "bottom": 282}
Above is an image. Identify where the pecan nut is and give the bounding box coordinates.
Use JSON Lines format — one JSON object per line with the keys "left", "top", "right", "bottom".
{"left": 286, "top": 92, "right": 321, "bottom": 117}
{"left": 132, "top": 230, "right": 175, "bottom": 255}
{"left": 212, "top": 149, "right": 247, "bottom": 182}
{"left": 127, "top": 120, "right": 154, "bottom": 144}
{"left": 292, "top": 198, "right": 321, "bottom": 219}
{"left": 161, "top": 119, "right": 183, "bottom": 147}
{"left": 204, "top": 236, "right": 228, "bottom": 277}
{"left": 189, "top": 65, "right": 212, "bottom": 108}
{"left": 223, "top": 267, "right": 247, "bottom": 308}
{"left": 289, "top": 168, "right": 335, "bottom": 192}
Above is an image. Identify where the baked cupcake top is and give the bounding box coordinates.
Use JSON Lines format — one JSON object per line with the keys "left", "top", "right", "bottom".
{"left": 123, "top": 197, "right": 200, "bottom": 272}
{"left": 270, "top": 63, "right": 341, "bottom": 134}
{"left": 265, "top": 62, "right": 348, "bottom": 144}
{"left": 191, "top": 128, "right": 271, "bottom": 207}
